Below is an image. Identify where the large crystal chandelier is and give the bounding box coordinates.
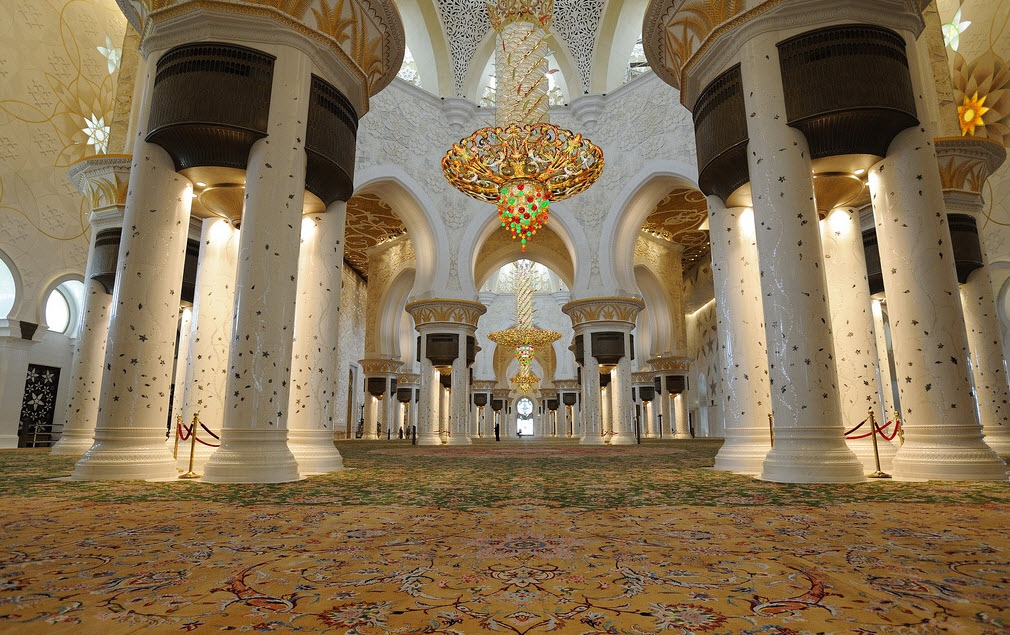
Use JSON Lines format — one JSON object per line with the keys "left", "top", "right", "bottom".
{"left": 488, "top": 260, "right": 561, "bottom": 393}
{"left": 442, "top": 0, "right": 604, "bottom": 251}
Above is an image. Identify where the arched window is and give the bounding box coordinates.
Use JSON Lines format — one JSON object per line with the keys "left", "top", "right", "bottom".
{"left": 625, "top": 37, "right": 651, "bottom": 83}
{"left": 45, "top": 280, "right": 85, "bottom": 336}
{"left": 0, "top": 257, "right": 15, "bottom": 319}
{"left": 516, "top": 396, "right": 534, "bottom": 436}
{"left": 397, "top": 46, "right": 422, "bottom": 88}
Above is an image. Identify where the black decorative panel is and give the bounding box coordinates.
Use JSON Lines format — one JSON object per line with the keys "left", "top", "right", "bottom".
{"left": 573, "top": 335, "right": 584, "bottom": 366}
{"left": 948, "top": 214, "right": 984, "bottom": 283}
{"left": 862, "top": 228, "right": 884, "bottom": 296}
{"left": 591, "top": 332, "right": 625, "bottom": 365}
{"left": 91, "top": 227, "right": 122, "bottom": 294}
{"left": 638, "top": 385, "right": 656, "bottom": 402}
{"left": 466, "top": 335, "right": 477, "bottom": 367}
{"left": 667, "top": 375, "right": 688, "bottom": 395}
{"left": 19, "top": 321, "right": 39, "bottom": 340}
{"left": 778, "top": 25, "right": 918, "bottom": 159}
{"left": 426, "top": 333, "right": 459, "bottom": 366}
{"left": 366, "top": 377, "right": 386, "bottom": 397}
{"left": 396, "top": 387, "right": 413, "bottom": 403}
{"left": 473, "top": 393, "right": 488, "bottom": 407}
{"left": 305, "top": 75, "right": 358, "bottom": 205}
{"left": 416, "top": 336, "right": 421, "bottom": 363}
{"left": 599, "top": 372, "right": 612, "bottom": 388}
{"left": 18, "top": 364, "right": 61, "bottom": 447}
{"left": 180, "top": 238, "right": 200, "bottom": 305}
{"left": 562, "top": 392, "right": 577, "bottom": 406}
{"left": 389, "top": 378, "right": 398, "bottom": 397}
{"left": 547, "top": 399, "right": 559, "bottom": 411}
{"left": 440, "top": 373, "right": 453, "bottom": 389}
{"left": 491, "top": 398, "right": 504, "bottom": 412}
{"left": 654, "top": 376, "right": 662, "bottom": 394}
{"left": 693, "top": 65, "right": 749, "bottom": 202}
{"left": 147, "top": 43, "right": 274, "bottom": 171}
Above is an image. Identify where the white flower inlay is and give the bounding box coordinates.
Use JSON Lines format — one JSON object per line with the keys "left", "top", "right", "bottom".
{"left": 82, "top": 113, "right": 109, "bottom": 154}
{"left": 942, "top": 9, "right": 971, "bottom": 52}
{"left": 97, "top": 35, "right": 122, "bottom": 74}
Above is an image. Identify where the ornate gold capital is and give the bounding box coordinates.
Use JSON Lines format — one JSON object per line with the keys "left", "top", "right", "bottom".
{"left": 67, "top": 154, "right": 133, "bottom": 213}
{"left": 396, "top": 372, "right": 420, "bottom": 387}
{"left": 405, "top": 298, "right": 488, "bottom": 328}
{"left": 934, "top": 136, "right": 1007, "bottom": 197}
{"left": 648, "top": 356, "right": 691, "bottom": 372}
{"left": 632, "top": 370, "right": 657, "bottom": 384}
{"left": 492, "top": 388, "right": 512, "bottom": 399}
{"left": 471, "top": 380, "right": 498, "bottom": 391}
{"left": 561, "top": 297, "right": 645, "bottom": 327}
{"left": 553, "top": 378, "right": 580, "bottom": 391}
{"left": 359, "top": 357, "right": 403, "bottom": 376}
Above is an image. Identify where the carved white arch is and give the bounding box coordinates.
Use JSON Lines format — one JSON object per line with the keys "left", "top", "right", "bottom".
{"left": 376, "top": 267, "right": 417, "bottom": 358}
{"left": 634, "top": 264, "right": 673, "bottom": 354}
{"left": 598, "top": 159, "right": 700, "bottom": 295}
{"left": 354, "top": 165, "right": 450, "bottom": 295}
{"left": 37, "top": 270, "right": 86, "bottom": 333}
{"left": 396, "top": 0, "right": 454, "bottom": 94}
{"left": 592, "top": 0, "right": 648, "bottom": 92}
{"left": 0, "top": 248, "right": 24, "bottom": 322}
{"left": 458, "top": 198, "right": 590, "bottom": 296}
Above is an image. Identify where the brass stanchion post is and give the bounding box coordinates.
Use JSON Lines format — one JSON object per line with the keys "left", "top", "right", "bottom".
{"left": 896, "top": 410, "right": 904, "bottom": 446}
{"left": 768, "top": 413, "right": 774, "bottom": 447}
{"left": 867, "top": 409, "right": 891, "bottom": 479}
{"left": 179, "top": 413, "right": 201, "bottom": 479}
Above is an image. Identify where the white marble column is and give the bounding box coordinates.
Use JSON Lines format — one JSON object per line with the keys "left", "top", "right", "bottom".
{"left": 363, "top": 392, "right": 379, "bottom": 440}
{"left": 288, "top": 205, "right": 347, "bottom": 474}
{"left": 579, "top": 334, "right": 604, "bottom": 445}
{"left": 0, "top": 336, "right": 32, "bottom": 448}
{"left": 416, "top": 333, "right": 441, "bottom": 445}
{"left": 962, "top": 265, "right": 1010, "bottom": 454}
{"left": 709, "top": 201, "right": 773, "bottom": 473}
{"left": 177, "top": 217, "right": 238, "bottom": 470}
{"left": 169, "top": 307, "right": 193, "bottom": 434}
{"left": 674, "top": 394, "right": 689, "bottom": 438}
{"left": 820, "top": 207, "right": 895, "bottom": 472}
{"left": 610, "top": 333, "right": 637, "bottom": 445}
{"left": 644, "top": 400, "right": 656, "bottom": 438}
{"left": 871, "top": 300, "right": 900, "bottom": 430}
{"left": 53, "top": 189, "right": 126, "bottom": 456}
{"left": 741, "top": 38, "right": 864, "bottom": 483}
{"left": 203, "top": 49, "right": 312, "bottom": 484}
{"left": 72, "top": 57, "right": 194, "bottom": 484}
{"left": 446, "top": 329, "right": 473, "bottom": 445}
{"left": 869, "top": 126, "right": 1006, "bottom": 480}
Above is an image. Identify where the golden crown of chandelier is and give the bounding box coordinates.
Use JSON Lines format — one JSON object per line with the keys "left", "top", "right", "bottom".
{"left": 488, "top": 260, "right": 561, "bottom": 394}
{"left": 442, "top": 0, "right": 604, "bottom": 251}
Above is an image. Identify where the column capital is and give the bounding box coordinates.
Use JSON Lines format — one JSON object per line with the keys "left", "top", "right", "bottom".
{"left": 396, "top": 372, "right": 421, "bottom": 388}
{"left": 648, "top": 356, "right": 692, "bottom": 373}
{"left": 553, "top": 379, "right": 581, "bottom": 392}
{"left": 491, "top": 388, "right": 511, "bottom": 400}
{"left": 632, "top": 370, "right": 656, "bottom": 386}
{"left": 359, "top": 357, "right": 404, "bottom": 377}
{"left": 67, "top": 154, "right": 132, "bottom": 214}
{"left": 562, "top": 297, "right": 644, "bottom": 328}
{"left": 405, "top": 298, "right": 487, "bottom": 330}
{"left": 934, "top": 136, "right": 1007, "bottom": 207}
{"left": 471, "top": 380, "right": 498, "bottom": 391}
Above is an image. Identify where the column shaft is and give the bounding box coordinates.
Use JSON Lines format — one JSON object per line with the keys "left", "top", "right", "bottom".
{"left": 741, "top": 39, "right": 863, "bottom": 483}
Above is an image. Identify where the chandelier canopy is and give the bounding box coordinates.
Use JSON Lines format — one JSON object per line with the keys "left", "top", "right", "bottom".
{"left": 441, "top": 0, "right": 603, "bottom": 251}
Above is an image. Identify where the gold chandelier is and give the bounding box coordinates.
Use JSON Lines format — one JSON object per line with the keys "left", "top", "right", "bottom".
{"left": 442, "top": 0, "right": 604, "bottom": 251}
{"left": 488, "top": 260, "right": 561, "bottom": 393}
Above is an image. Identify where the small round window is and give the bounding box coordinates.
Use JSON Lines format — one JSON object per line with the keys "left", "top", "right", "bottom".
{"left": 45, "top": 280, "right": 85, "bottom": 335}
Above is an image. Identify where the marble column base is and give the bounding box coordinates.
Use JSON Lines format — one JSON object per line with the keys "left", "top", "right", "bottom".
{"left": 71, "top": 427, "right": 178, "bottom": 481}
{"left": 760, "top": 437, "right": 866, "bottom": 483}
{"left": 175, "top": 441, "right": 216, "bottom": 474}
{"left": 416, "top": 432, "right": 442, "bottom": 446}
{"left": 713, "top": 438, "right": 771, "bottom": 475}
{"left": 580, "top": 435, "right": 607, "bottom": 445}
{"left": 609, "top": 433, "right": 637, "bottom": 445}
{"left": 892, "top": 435, "right": 1008, "bottom": 481}
{"left": 444, "top": 434, "right": 472, "bottom": 446}
{"left": 846, "top": 436, "right": 897, "bottom": 474}
{"left": 984, "top": 434, "right": 1010, "bottom": 457}
{"left": 288, "top": 429, "right": 344, "bottom": 475}
{"left": 51, "top": 431, "right": 98, "bottom": 457}
{"left": 674, "top": 432, "right": 692, "bottom": 440}
{"left": 201, "top": 429, "right": 300, "bottom": 483}
{"left": 0, "top": 434, "right": 16, "bottom": 449}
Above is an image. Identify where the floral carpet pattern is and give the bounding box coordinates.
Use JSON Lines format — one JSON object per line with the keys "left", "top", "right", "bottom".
{"left": 1, "top": 440, "right": 1009, "bottom": 634}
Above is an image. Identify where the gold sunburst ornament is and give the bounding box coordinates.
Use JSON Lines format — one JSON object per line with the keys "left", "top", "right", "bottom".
{"left": 958, "top": 91, "right": 989, "bottom": 136}
{"left": 442, "top": 0, "right": 604, "bottom": 251}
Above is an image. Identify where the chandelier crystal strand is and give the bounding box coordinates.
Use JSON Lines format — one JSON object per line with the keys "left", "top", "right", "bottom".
{"left": 442, "top": 0, "right": 603, "bottom": 252}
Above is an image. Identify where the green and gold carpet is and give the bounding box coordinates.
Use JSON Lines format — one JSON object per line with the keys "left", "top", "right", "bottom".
{"left": 2, "top": 439, "right": 1009, "bottom": 634}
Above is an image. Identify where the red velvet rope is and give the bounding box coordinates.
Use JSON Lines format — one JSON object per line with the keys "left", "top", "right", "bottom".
{"left": 177, "top": 422, "right": 193, "bottom": 442}
{"left": 845, "top": 418, "right": 901, "bottom": 441}
{"left": 177, "top": 421, "right": 221, "bottom": 447}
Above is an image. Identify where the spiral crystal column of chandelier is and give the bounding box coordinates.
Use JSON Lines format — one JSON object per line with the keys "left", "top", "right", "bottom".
{"left": 442, "top": 0, "right": 604, "bottom": 251}
{"left": 488, "top": 261, "right": 561, "bottom": 393}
